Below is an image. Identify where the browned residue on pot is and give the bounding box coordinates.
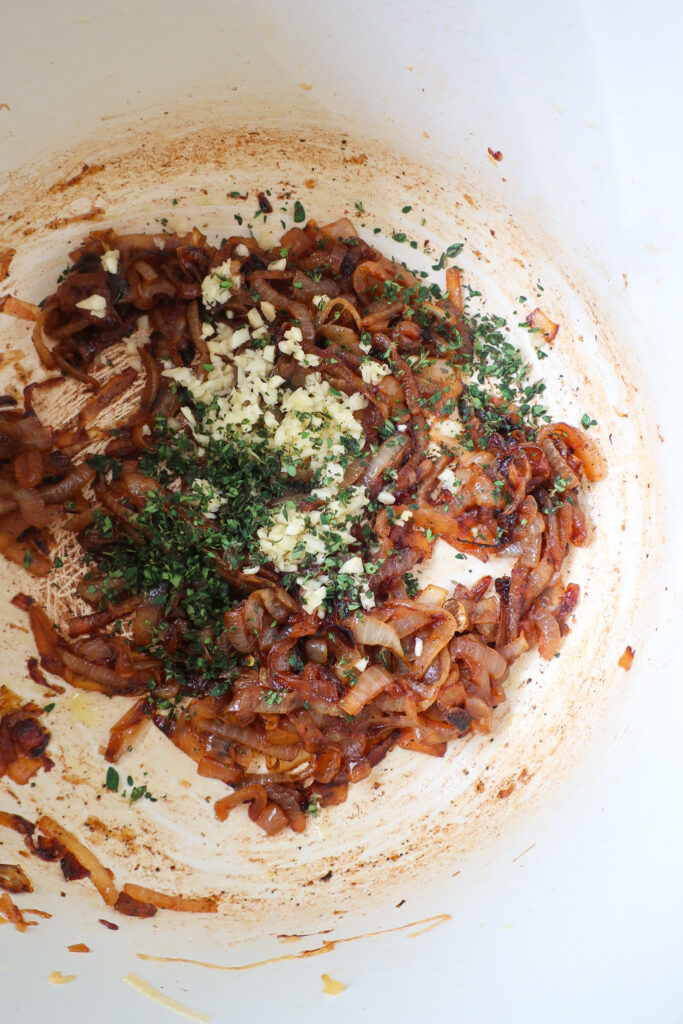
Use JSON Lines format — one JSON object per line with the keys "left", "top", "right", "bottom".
{"left": 137, "top": 914, "right": 451, "bottom": 972}
{"left": 0, "top": 118, "right": 662, "bottom": 942}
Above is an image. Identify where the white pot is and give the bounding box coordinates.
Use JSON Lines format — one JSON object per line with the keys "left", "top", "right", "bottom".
{"left": 1, "top": 3, "right": 681, "bottom": 1022}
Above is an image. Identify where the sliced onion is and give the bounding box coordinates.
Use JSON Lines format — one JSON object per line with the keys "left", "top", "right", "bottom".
{"left": 529, "top": 602, "right": 562, "bottom": 659}
{"left": 409, "top": 610, "right": 457, "bottom": 677}
{"left": 214, "top": 783, "right": 268, "bottom": 822}
{"left": 0, "top": 893, "right": 34, "bottom": 932}
{"left": 79, "top": 367, "right": 138, "bottom": 428}
{"left": 37, "top": 815, "right": 118, "bottom": 906}
{"left": 14, "top": 450, "right": 44, "bottom": 489}
{"left": 133, "top": 259, "right": 158, "bottom": 282}
{"left": 305, "top": 635, "right": 328, "bottom": 664}
{"left": 445, "top": 267, "right": 464, "bottom": 316}
{"left": 31, "top": 319, "right": 57, "bottom": 369}
{"left": 208, "top": 721, "right": 299, "bottom": 762}
{"left": 287, "top": 302, "right": 315, "bottom": 344}
{"left": 0, "top": 863, "right": 33, "bottom": 894}
{"left": 249, "top": 271, "right": 293, "bottom": 310}
{"left": 114, "top": 891, "right": 157, "bottom": 918}
{"left": 265, "top": 784, "right": 307, "bottom": 832}
{"left": 499, "top": 633, "right": 530, "bottom": 663}
{"left": 251, "top": 802, "right": 289, "bottom": 835}
{"left": 348, "top": 615, "right": 404, "bottom": 659}
{"left": 526, "top": 307, "right": 559, "bottom": 343}
{"left": 357, "top": 434, "right": 409, "bottom": 491}
{"left": 40, "top": 462, "right": 95, "bottom": 504}
{"left": 340, "top": 665, "right": 394, "bottom": 716}
{"left": 380, "top": 606, "right": 431, "bottom": 638}
{"left": 541, "top": 438, "right": 580, "bottom": 490}
{"left": 0, "top": 295, "right": 40, "bottom": 322}
{"left": 540, "top": 422, "right": 607, "bottom": 483}
{"left": 451, "top": 636, "right": 507, "bottom": 681}
{"left": 396, "top": 728, "right": 447, "bottom": 757}
{"left": 122, "top": 883, "right": 216, "bottom": 914}
{"left": 464, "top": 694, "right": 492, "bottom": 731}
{"left": 416, "top": 585, "right": 449, "bottom": 608}
{"left": 223, "top": 606, "right": 252, "bottom": 654}
{"left": 319, "top": 217, "right": 358, "bottom": 242}
{"left": 516, "top": 496, "right": 545, "bottom": 567}
{"left": 61, "top": 651, "right": 147, "bottom": 694}
{"left": 131, "top": 603, "right": 162, "bottom": 645}
{"left": 0, "top": 415, "right": 52, "bottom": 450}
{"left": 319, "top": 296, "right": 362, "bottom": 329}
{"left": 15, "top": 488, "right": 53, "bottom": 528}
{"left": 319, "top": 323, "right": 363, "bottom": 356}
{"left": 105, "top": 698, "right": 150, "bottom": 762}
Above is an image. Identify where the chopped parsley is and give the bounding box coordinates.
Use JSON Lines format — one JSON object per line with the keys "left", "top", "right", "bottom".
{"left": 403, "top": 572, "right": 419, "bottom": 597}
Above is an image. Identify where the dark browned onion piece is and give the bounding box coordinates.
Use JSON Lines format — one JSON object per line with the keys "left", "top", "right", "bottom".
{"left": 40, "top": 462, "right": 95, "bottom": 503}
{"left": 0, "top": 863, "right": 33, "bottom": 894}
{"left": 61, "top": 651, "right": 149, "bottom": 695}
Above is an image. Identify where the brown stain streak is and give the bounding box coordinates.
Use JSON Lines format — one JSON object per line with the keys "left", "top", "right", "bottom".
{"left": 512, "top": 842, "right": 536, "bottom": 862}
{"left": 137, "top": 914, "right": 451, "bottom": 972}
{"left": 0, "top": 250, "right": 15, "bottom": 282}
{"left": 48, "top": 164, "right": 105, "bottom": 194}
{"left": 45, "top": 206, "right": 105, "bottom": 231}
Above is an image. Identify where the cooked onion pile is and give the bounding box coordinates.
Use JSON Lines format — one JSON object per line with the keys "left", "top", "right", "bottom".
{"left": 0, "top": 210, "right": 605, "bottom": 835}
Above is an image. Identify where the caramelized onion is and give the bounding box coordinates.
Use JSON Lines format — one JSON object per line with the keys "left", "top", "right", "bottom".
{"left": 0, "top": 214, "right": 603, "bottom": 843}
{"left": 121, "top": 883, "right": 217, "bottom": 914}
{"left": 61, "top": 651, "right": 148, "bottom": 695}
{"left": 348, "top": 615, "right": 405, "bottom": 659}
{"left": 340, "top": 665, "right": 394, "bottom": 716}
{"left": 40, "top": 462, "right": 94, "bottom": 503}
{"left": 37, "top": 815, "right": 118, "bottom": 906}
{"left": 0, "top": 863, "right": 33, "bottom": 894}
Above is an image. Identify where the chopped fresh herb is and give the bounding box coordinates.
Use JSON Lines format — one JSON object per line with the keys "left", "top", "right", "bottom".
{"left": 288, "top": 651, "right": 305, "bottom": 673}
{"left": 293, "top": 200, "right": 306, "bottom": 223}
{"left": 307, "top": 794, "right": 320, "bottom": 817}
{"left": 403, "top": 572, "right": 419, "bottom": 597}
{"left": 87, "top": 453, "right": 123, "bottom": 477}
{"left": 106, "top": 767, "right": 119, "bottom": 792}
